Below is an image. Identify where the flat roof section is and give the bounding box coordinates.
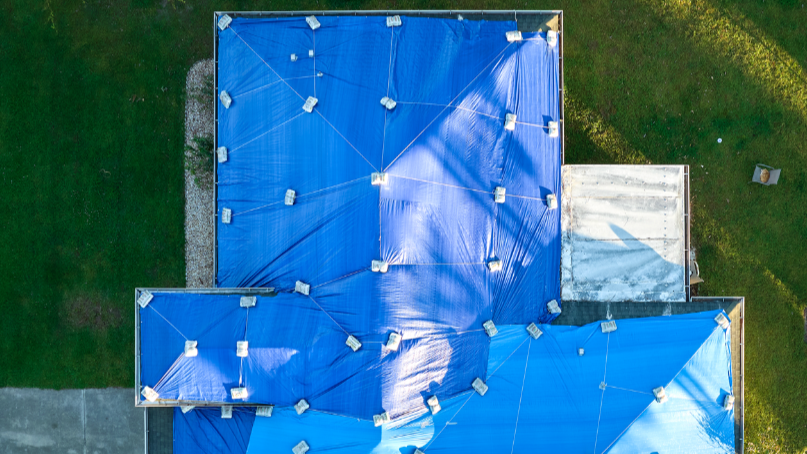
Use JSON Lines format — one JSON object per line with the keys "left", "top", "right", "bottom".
{"left": 561, "top": 165, "right": 689, "bottom": 302}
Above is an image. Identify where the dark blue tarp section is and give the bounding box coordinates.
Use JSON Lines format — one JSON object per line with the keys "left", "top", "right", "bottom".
{"left": 174, "top": 407, "right": 255, "bottom": 454}
{"left": 140, "top": 291, "right": 487, "bottom": 419}
{"left": 245, "top": 310, "right": 734, "bottom": 454}
{"left": 216, "top": 15, "right": 561, "bottom": 325}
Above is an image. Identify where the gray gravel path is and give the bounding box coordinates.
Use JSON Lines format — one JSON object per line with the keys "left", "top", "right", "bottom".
{"left": 184, "top": 59, "right": 215, "bottom": 288}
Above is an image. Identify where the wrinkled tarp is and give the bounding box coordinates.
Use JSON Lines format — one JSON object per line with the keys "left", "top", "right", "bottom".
{"left": 174, "top": 406, "right": 255, "bottom": 454}
{"left": 140, "top": 291, "right": 487, "bottom": 419}
{"left": 215, "top": 15, "right": 561, "bottom": 325}
{"left": 244, "top": 310, "right": 734, "bottom": 454}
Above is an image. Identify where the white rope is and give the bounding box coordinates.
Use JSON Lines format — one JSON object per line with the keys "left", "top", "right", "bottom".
{"left": 231, "top": 28, "right": 305, "bottom": 101}
{"left": 240, "top": 306, "right": 250, "bottom": 387}
{"left": 380, "top": 27, "right": 395, "bottom": 168}
{"left": 313, "top": 28, "right": 316, "bottom": 98}
{"left": 390, "top": 262, "right": 486, "bottom": 267}
{"left": 153, "top": 353, "right": 186, "bottom": 390}
{"left": 488, "top": 336, "right": 530, "bottom": 379}
{"left": 593, "top": 332, "right": 611, "bottom": 453}
{"left": 388, "top": 174, "right": 493, "bottom": 195}
{"left": 314, "top": 109, "right": 378, "bottom": 171}
{"left": 514, "top": 120, "right": 550, "bottom": 129}
{"left": 232, "top": 27, "right": 377, "bottom": 172}
{"left": 233, "top": 76, "right": 317, "bottom": 99}
{"left": 384, "top": 42, "right": 514, "bottom": 171}
{"left": 148, "top": 306, "right": 188, "bottom": 340}
{"left": 230, "top": 111, "right": 306, "bottom": 153}
{"left": 306, "top": 295, "right": 350, "bottom": 336}
{"left": 423, "top": 391, "right": 475, "bottom": 450}
{"left": 233, "top": 176, "right": 368, "bottom": 217}
{"left": 510, "top": 339, "right": 532, "bottom": 454}
{"left": 395, "top": 101, "right": 504, "bottom": 121}
{"left": 604, "top": 385, "right": 651, "bottom": 396}
{"left": 311, "top": 267, "right": 368, "bottom": 290}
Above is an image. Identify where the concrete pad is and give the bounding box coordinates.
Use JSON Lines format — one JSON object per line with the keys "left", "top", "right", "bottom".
{"left": 0, "top": 388, "right": 144, "bottom": 454}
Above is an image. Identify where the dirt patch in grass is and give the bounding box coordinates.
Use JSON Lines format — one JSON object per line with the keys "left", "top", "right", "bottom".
{"left": 62, "top": 292, "right": 123, "bottom": 332}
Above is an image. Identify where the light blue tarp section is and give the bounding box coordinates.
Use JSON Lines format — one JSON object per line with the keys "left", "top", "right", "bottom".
{"left": 139, "top": 291, "right": 487, "bottom": 419}
{"left": 245, "top": 310, "right": 734, "bottom": 454}
{"left": 173, "top": 407, "right": 255, "bottom": 454}
{"left": 215, "top": 15, "right": 561, "bottom": 325}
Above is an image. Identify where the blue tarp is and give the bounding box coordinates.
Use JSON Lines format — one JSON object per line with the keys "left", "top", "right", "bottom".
{"left": 140, "top": 291, "right": 487, "bottom": 419}
{"left": 215, "top": 15, "right": 561, "bottom": 325}
{"left": 174, "top": 407, "right": 255, "bottom": 454}
{"left": 244, "top": 310, "right": 734, "bottom": 454}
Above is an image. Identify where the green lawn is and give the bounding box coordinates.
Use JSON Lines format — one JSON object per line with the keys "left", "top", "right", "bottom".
{"left": 0, "top": 0, "right": 805, "bottom": 451}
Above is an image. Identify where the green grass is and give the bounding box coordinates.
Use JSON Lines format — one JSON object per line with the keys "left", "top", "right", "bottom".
{"left": 0, "top": 0, "right": 805, "bottom": 451}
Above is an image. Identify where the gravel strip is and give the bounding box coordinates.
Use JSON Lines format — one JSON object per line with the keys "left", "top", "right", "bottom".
{"left": 184, "top": 59, "right": 215, "bottom": 288}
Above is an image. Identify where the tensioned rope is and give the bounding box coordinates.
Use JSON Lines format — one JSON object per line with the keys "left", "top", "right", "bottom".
{"left": 232, "top": 176, "right": 369, "bottom": 218}
{"left": 424, "top": 334, "right": 532, "bottom": 451}
{"left": 233, "top": 75, "right": 317, "bottom": 99}
{"left": 230, "top": 27, "right": 377, "bottom": 172}
{"left": 510, "top": 339, "right": 532, "bottom": 454}
{"left": 229, "top": 112, "right": 306, "bottom": 154}
{"left": 394, "top": 101, "right": 553, "bottom": 131}
{"left": 306, "top": 295, "right": 350, "bottom": 336}
{"left": 239, "top": 306, "right": 250, "bottom": 387}
{"left": 387, "top": 174, "right": 549, "bottom": 202}
{"left": 593, "top": 332, "right": 611, "bottom": 454}
{"left": 148, "top": 305, "right": 188, "bottom": 340}
{"left": 380, "top": 27, "right": 395, "bottom": 168}
{"left": 383, "top": 41, "right": 515, "bottom": 171}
